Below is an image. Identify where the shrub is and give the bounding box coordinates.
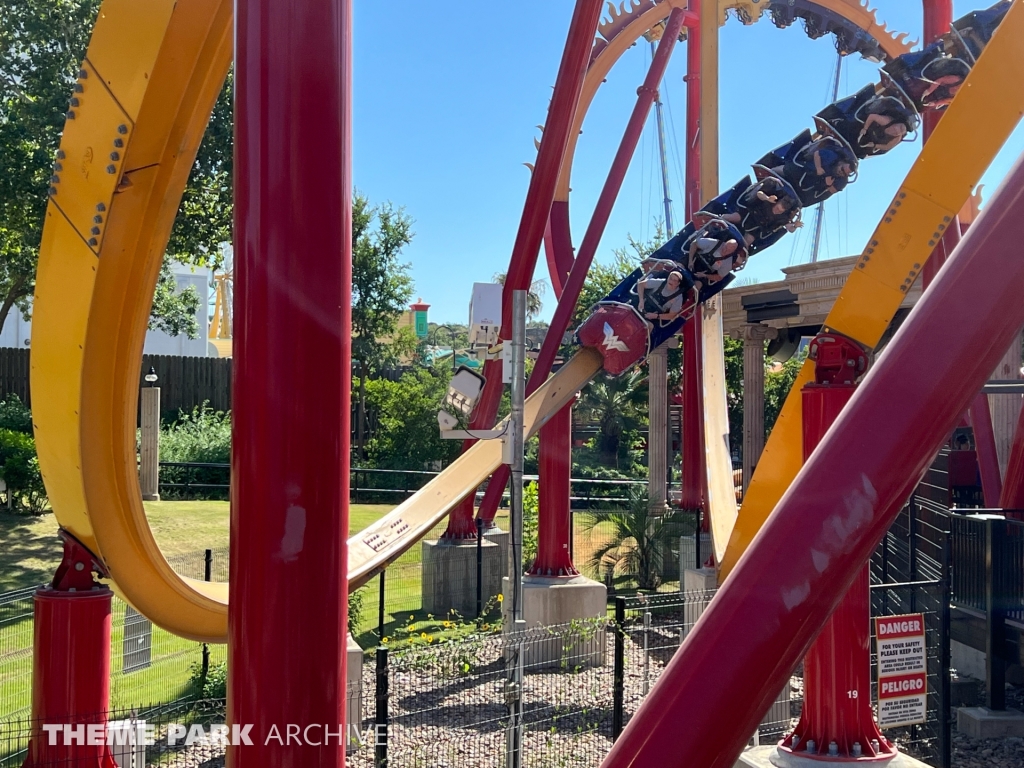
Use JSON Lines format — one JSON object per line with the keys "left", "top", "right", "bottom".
{"left": 0, "top": 394, "right": 32, "bottom": 434}
{"left": 0, "top": 428, "right": 47, "bottom": 514}
{"left": 522, "top": 481, "right": 538, "bottom": 570}
{"left": 348, "top": 587, "right": 366, "bottom": 636}
{"left": 190, "top": 660, "right": 227, "bottom": 700}
{"left": 158, "top": 404, "right": 231, "bottom": 499}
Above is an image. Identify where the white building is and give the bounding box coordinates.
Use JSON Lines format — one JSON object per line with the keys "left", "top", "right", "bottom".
{"left": 1, "top": 262, "right": 212, "bottom": 356}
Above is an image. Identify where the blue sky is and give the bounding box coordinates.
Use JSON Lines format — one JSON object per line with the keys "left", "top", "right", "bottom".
{"left": 351, "top": 2, "right": 1023, "bottom": 325}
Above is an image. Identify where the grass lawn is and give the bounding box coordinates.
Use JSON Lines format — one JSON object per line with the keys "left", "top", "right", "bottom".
{"left": 0, "top": 502, "right": 397, "bottom": 594}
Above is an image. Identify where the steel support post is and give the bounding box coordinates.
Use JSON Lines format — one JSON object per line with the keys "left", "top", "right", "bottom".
{"left": 139, "top": 385, "right": 160, "bottom": 501}
{"left": 779, "top": 385, "right": 890, "bottom": 761}
{"left": 230, "top": 0, "right": 352, "bottom": 762}
{"left": 985, "top": 517, "right": 1007, "bottom": 710}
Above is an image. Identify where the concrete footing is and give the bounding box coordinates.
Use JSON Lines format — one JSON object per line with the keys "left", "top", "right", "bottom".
{"left": 346, "top": 633, "right": 363, "bottom": 753}
{"left": 421, "top": 538, "right": 502, "bottom": 617}
{"left": 734, "top": 745, "right": 931, "bottom": 768}
{"left": 680, "top": 532, "right": 713, "bottom": 573}
{"left": 482, "top": 525, "right": 510, "bottom": 580}
{"left": 957, "top": 706, "right": 1024, "bottom": 738}
{"left": 502, "top": 574, "right": 607, "bottom": 669}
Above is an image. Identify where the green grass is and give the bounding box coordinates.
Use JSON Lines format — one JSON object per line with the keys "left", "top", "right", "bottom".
{"left": 0, "top": 502, "right": 397, "bottom": 594}
{"left": 0, "top": 501, "right": 397, "bottom": 726}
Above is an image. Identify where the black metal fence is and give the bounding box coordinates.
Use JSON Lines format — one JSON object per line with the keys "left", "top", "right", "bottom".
{"left": 158, "top": 462, "right": 661, "bottom": 505}
{"left": 870, "top": 500, "right": 952, "bottom": 768}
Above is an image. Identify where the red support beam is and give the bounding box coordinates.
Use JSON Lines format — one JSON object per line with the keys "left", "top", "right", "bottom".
{"left": 546, "top": 201, "right": 575, "bottom": 297}
{"left": 531, "top": 399, "right": 578, "bottom": 575}
{"left": 230, "top": 0, "right": 352, "bottom": 763}
{"left": 445, "top": 0, "right": 604, "bottom": 538}
{"left": 970, "top": 392, "right": 1004, "bottom": 506}
{"left": 600, "top": 150, "right": 1024, "bottom": 768}
{"left": 475, "top": 8, "right": 690, "bottom": 526}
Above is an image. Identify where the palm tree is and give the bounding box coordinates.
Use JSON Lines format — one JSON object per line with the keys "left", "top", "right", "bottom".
{"left": 581, "top": 489, "right": 689, "bottom": 591}
{"left": 492, "top": 272, "right": 547, "bottom": 321}
{"left": 575, "top": 368, "right": 647, "bottom": 468}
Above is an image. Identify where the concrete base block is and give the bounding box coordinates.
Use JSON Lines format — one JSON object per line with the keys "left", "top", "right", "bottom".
{"left": 421, "top": 538, "right": 502, "bottom": 618}
{"left": 734, "top": 745, "right": 931, "bottom": 768}
{"left": 346, "top": 633, "right": 363, "bottom": 753}
{"left": 502, "top": 574, "right": 607, "bottom": 669}
{"left": 957, "top": 706, "right": 1024, "bottom": 738}
{"left": 680, "top": 533, "right": 713, "bottom": 574}
{"left": 681, "top": 568, "right": 716, "bottom": 638}
{"left": 482, "top": 526, "right": 510, "bottom": 580}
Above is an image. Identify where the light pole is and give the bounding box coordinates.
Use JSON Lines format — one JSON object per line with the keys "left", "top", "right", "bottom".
{"left": 140, "top": 366, "right": 160, "bottom": 501}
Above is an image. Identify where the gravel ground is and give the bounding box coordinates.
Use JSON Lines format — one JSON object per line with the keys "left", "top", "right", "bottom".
{"left": 146, "top": 620, "right": 1024, "bottom": 767}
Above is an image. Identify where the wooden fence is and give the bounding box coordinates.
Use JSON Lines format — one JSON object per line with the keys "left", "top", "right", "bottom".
{"left": 0, "top": 348, "right": 232, "bottom": 417}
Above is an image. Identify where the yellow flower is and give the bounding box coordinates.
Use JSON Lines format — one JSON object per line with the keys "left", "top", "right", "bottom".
{"left": 427, "top": 635, "right": 434, "bottom": 643}
{"left": 382, "top": 637, "right": 389, "bottom": 644}
{"left": 420, "top": 632, "right": 427, "bottom": 640}
{"left": 497, "top": 594, "right": 504, "bottom": 603}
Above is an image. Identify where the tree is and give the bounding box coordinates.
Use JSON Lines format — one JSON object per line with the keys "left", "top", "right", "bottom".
{"left": 363, "top": 367, "right": 460, "bottom": 470}
{"left": 580, "top": 489, "right": 688, "bottom": 591}
{"left": 0, "top": 0, "right": 230, "bottom": 337}
{"left": 764, "top": 352, "right": 806, "bottom": 437}
{"left": 576, "top": 367, "right": 647, "bottom": 469}
{"left": 352, "top": 192, "right": 415, "bottom": 458}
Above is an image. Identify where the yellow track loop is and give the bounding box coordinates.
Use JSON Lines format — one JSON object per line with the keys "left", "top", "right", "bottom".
{"left": 720, "top": 0, "right": 1024, "bottom": 579}
{"left": 33, "top": 0, "right": 233, "bottom": 642}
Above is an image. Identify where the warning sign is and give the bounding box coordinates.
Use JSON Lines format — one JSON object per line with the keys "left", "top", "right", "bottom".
{"left": 875, "top": 614, "right": 927, "bottom": 728}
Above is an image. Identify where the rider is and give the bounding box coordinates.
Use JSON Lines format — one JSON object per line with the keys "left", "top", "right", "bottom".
{"left": 855, "top": 92, "right": 919, "bottom": 155}
{"left": 776, "top": 134, "right": 858, "bottom": 207}
{"left": 720, "top": 172, "right": 802, "bottom": 249}
{"left": 635, "top": 270, "right": 691, "bottom": 327}
{"left": 683, "top": 218, "right": 746, "bottom": 287}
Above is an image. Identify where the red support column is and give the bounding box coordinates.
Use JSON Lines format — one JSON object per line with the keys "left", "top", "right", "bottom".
{"left": 448, "top": 0, "right": 604, "bottom": 537}
{"left": 230, "top": 0, "right": 352, "bottom": 763}
{"left": 778, "top": 385, "right": 891, "bottom": 760}
{"left": 531, "top": 399, "right": 579, "bottom": 575}
{"left": 600, "top": 146, "right": 1024, "bottom": 768}
{"left": 23, "top": 536, "right": 116, "bottom": 768}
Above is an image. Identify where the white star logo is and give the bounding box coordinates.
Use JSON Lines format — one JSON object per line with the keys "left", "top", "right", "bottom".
{"left": 602, "top": 322, "right": 629, "bottom": 353}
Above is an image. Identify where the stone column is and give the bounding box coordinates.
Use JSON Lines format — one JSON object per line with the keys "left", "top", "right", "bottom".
{"left": 738, "top": 325, "right": 777, "bottom": 491}
{"left": 989, "top": 331, "right": 1023, "bottom": 478}
{"left": 139, "top": 386, "right": 160, "bottom": 501}
{"left": 648, "top": 346, "right": 669, "bottom": 512}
